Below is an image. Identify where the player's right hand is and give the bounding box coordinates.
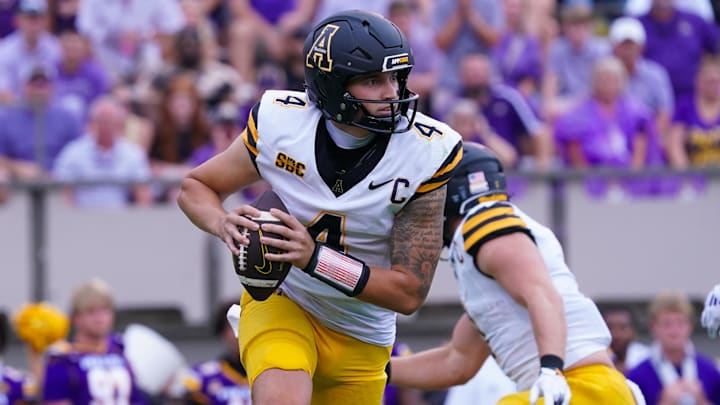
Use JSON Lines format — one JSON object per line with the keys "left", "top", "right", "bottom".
{"left": 701, "top": 284, "right": 720, "bottom": 339}
{"left": 216, "top": 205, "right": 261, "bottom": 256}
{"left": 529, "top": 367, "right": 571, "bottom": 405}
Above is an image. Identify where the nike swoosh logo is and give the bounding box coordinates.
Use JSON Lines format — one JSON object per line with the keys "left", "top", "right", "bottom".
{"left": 254, "top": 229, "right": 273, "bottom": 275}
{"left": 368, "top": 179, "right": 393, "bottom": 190}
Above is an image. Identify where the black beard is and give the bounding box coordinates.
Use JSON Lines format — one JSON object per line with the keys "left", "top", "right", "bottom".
{"left": 462, "top": 85, "right": 490, "bottom": 101}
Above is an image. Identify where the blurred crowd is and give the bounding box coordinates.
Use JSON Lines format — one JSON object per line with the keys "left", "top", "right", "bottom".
{"left": 0, "top": 0, "right": 718, "bottom": 207}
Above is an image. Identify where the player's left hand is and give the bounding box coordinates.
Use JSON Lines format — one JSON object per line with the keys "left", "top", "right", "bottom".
{"left": 259, "top": 208, "right": 317, "bottom": 269}
{"left": 701, "top": 284, "right": 720, "bottom": 339}
{"left": 529, "top": 367, "right": 571, "bottom": 405}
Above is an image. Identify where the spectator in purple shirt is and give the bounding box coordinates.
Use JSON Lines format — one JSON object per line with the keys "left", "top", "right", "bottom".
{"left": 388, "top": 0, "right": 441, "bottom": 115}
{"left": 667, "top": 55, "right": 720, "bottom": 169}
{"left": 0, "top": 0, "right": 61, "bottom": 102}
{"left": 227, "top": 0, "right": 314, "bottom": 83}
{"left": 0, "top": 311, "right": 37, "bottom": 404}
{"left": 626, "top": 291, "right": 720, "bottom": 405}
{"left": 445, "top": 98, "right": 518, "bottom": 169}
{"left": 54, "top": 28, "right": 112, "bottom": 123}
{"left": 492, "top": 0, "right": 543, "bottom": 103}
{"left": 541, "top": 2, "right": 610, "bottom": 122}
{"left": 0, "top": 0, "right": 19, "bottom": 38}
{"left": 42, "top": 279, "right": 147, "bottom": 405}
{"left": 555, "top": 56, "right": 653, "bottom": 198}
{"left": 432, "top": 0, "right": 505, "bottom": 95}
{"left": 610, "top": 16, "right": 674, "bottom": 140}
{"left": 0, "top": 64, "right": 81, "bottom": 179}
{"left": 638, "top": 0, "right": 718, "bottom": 101}
{"left": 179, "top": 299, "right": 251, "bottom": 404}
{"left": 434, "top": 53, "right": 552, "bottom": 170}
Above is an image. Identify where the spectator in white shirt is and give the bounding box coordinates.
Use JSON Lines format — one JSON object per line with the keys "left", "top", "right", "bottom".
{"left": 53, "top": 96, "right": 153, "bottom": 209}
{"left": 76, "top": 0, "right": 185, "bottom": 82}
{"left": 625, "top": 0, "right": 715, "bottom": 22}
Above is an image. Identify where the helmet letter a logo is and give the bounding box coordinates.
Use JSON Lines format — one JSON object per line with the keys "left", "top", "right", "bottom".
{"left": 306, "top": 24, "right": 340, "bottom": 73}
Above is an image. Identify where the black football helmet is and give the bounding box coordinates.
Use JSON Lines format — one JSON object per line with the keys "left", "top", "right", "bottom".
{"left": 303, "top": 10, "right": 419, "bottom": 134}
{"left": 443, "top": 143, "right": 508, "bottom": 245}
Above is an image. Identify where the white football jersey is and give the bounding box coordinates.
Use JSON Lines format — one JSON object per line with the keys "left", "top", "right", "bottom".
{"left": 242, "top": 90, "right": 463, "bottom": 346}
{"left": 449, "top": 199, "right": 611, "bottom": 390}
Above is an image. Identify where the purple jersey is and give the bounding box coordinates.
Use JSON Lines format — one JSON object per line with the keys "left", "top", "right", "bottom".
{"left": 54, "top": 59, "right": 112, "bottom": 122}
{"left": 1, "top": 364, "right": 36, "bottom": 405}
{"left": 626, "top": 354, "right": 720, "bottom": 405}
{"left": 482, "top": 84, "right": 543, "bottom": 150}
{"left": 673, "top": 96, "right": 720, "bottom": 167}
{"left": 640, "top": 10, "right": 718, "bottom": 99}
{"left": 184, "top": 358, "right": 251, "bottom": 405}
{"left": 42, "top": 335, "right": 146, "bottom": 405}
{"left": 555, "top": 96, "right": 659, "bottom": 197}
{"left": 493, "top": 32, "right": 543, "bottom": 87}
{"left": 555, "top": 96, "right": 650, "bottom": 167}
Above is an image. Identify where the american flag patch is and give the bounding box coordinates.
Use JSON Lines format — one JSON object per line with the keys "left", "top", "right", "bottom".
{"left": 314, "top": 246, "right": 363, "bottom": 292}
{"left": 468, "top": 171, "right": 489, "bottom": 194}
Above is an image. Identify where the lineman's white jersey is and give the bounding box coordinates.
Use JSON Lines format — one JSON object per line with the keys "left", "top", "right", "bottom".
{"left": 449, "top": 199, "right": 611, "bottom": 390}
{"left": 242, "top": 90, "right": 463, "bottom": 346}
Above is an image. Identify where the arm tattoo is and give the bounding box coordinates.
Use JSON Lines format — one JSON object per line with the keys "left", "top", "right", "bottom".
{"left": 391, "top": 185, "right": 446, "bottom": 299}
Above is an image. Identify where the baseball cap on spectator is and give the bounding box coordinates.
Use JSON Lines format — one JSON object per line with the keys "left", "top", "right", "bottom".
{"left": 19, "top": 0, "right": 48, "bottom": 15}
{"left": 608, "top": 17, "right": 646, "bottom": 45}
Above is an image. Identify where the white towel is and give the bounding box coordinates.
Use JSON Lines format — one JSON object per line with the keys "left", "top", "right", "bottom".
{"left": 226, "top": 304, "right": 242, "bottom": 337}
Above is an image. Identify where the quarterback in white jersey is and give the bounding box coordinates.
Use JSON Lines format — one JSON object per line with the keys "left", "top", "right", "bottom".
{"left": 390, "top": 144, "right": 642, "bottom": 405}
{"left": 178, "top": 10, "right": 462, "bottom": 405}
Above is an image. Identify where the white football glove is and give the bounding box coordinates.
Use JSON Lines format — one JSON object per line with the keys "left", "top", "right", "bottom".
{"left": 701, "top": 284, "right": 720, "bottom": 339}
{"left": 530, "top": 367, "right": 571, "bottom": 405}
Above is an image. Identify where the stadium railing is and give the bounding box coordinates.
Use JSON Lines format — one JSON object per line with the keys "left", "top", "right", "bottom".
{"left": 1, "top": 167, "right": 719, "bottom": 330}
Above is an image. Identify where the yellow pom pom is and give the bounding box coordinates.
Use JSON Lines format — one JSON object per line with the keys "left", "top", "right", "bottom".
{"left": 13, "top": 302, "right": 69, "bottom": 353}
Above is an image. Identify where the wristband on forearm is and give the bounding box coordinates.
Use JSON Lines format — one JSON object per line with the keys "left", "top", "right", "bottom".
{"left": 302, "top": 243, "right": 370, "bottom": 297}
{"left": 540, "top": 354, "right": 564, "bottom": 371}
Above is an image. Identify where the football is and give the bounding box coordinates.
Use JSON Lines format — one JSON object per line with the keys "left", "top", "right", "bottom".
{"left": 233, "top": 190, "right": 292, "bottom": 301}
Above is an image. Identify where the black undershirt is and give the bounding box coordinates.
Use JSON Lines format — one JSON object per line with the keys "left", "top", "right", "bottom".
{"left": 315, "top": 118, "right": 390, "bottom": 197}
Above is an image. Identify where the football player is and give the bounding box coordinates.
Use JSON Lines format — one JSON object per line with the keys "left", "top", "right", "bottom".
{"left": 1, "top": 311, "right": 37, "bottom": 404}
{"left": 702, "top": 284, "right": 720, "bottom": 339}
{"left": 177, "top": 9, "right": 463, "bottom": 405}
{"left": 388, "top": 143, "right": 643, "bottom": 405}
{"left": 42, "top": 279, "right": 147, "bottom": 405}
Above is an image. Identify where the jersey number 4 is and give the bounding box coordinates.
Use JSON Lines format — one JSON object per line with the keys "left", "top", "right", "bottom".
{"left": 307, "top": 213, "right": 346, "bottom": 253}
{"left": 274, "top": 95, "right": 307, "bottom": 108}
